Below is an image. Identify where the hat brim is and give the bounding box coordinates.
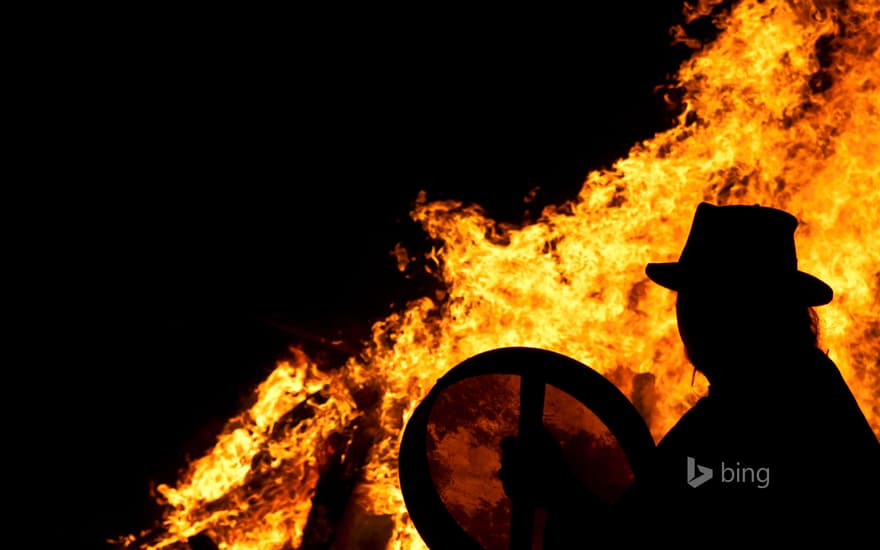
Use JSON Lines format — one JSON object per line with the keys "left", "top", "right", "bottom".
{"left": 645, "top": 262, "right": 833, "bottom": 306}
{"left": 644, "top": 262, "right": 681, "bottom": 292}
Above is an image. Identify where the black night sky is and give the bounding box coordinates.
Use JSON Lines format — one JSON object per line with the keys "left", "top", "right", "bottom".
{"left": 34, "top": 3, "right": 710, "bottom": 548}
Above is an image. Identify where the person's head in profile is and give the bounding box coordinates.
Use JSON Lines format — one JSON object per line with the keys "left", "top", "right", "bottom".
{"left": 644, "top": 202, "right": 833, "bottom": 386}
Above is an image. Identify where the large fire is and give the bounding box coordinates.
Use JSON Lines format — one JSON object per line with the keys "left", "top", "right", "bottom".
{"left": 121, "top": 1, "right": 879, "bottom": 548}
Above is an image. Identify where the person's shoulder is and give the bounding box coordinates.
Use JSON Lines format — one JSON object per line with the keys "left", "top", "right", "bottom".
{"left": 799, "top": 348, "right": 862, "bottom": 396}
{"left": 785, "top": 348, "right": 849, "bottom": 396}
{"left": 801, "top": 347, "right": 842, "bottom": 375}
{"left": 800, "top": 349, "right": 880, "bottom": 451}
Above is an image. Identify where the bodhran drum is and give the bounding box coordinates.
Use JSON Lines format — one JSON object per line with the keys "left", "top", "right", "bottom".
{"left": 398, "top": 347, "right": 655, "bottom": 550}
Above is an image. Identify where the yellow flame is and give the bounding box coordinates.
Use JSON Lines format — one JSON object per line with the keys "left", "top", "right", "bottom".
{"left": 123, "top": 1, "right": 879, "bottom": 548}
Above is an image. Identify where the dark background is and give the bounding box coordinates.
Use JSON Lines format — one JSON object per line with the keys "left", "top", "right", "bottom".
{"left": 23, "top": 3, "right": 716, "bottom": 548}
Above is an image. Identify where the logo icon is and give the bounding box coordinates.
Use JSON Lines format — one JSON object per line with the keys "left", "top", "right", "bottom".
{"left": 687, "top": 456, "right": 713, "bottom": 488}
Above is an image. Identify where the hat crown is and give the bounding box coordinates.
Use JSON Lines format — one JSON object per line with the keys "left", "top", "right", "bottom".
{"left": 677, "top": 203, "right": 799, "bottom": 278}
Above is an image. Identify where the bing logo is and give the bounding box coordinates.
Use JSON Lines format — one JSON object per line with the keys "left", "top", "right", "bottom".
{"left": 687, "top": 456, "right": 770, "bottom": 489}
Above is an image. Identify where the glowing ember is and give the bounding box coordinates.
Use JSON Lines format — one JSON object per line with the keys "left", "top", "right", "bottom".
{"left": 123, "top": 1, "right": 879, "bottom": 548}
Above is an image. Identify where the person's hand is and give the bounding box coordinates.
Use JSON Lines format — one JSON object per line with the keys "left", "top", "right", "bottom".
{"left": 497, "top": 427, "right": 577, "bottom": 508}
{"left": 499, "top": 427, "right": 612, "bottom": 547}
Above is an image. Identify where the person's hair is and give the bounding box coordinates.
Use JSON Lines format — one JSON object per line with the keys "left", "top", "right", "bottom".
{"left": 763, "top": 303, "right": 820, "bottom": 351}
{"left": 729, "top": 295, "right": 821, "bottom": 357}
{"left": 797, "top": 306, "right": 820, "bottom": 349}
{"left": 676, "top": 288, "right": 822, "bottom": 377}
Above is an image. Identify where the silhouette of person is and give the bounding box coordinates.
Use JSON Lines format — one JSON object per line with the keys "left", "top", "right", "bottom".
{"left": 499, "top": 202, "right": 880, "bottom": 546}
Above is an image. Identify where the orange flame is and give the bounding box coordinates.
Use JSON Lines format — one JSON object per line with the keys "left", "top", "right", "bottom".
{"left": 124, "top": 1, "right": 879, "bottom": 548}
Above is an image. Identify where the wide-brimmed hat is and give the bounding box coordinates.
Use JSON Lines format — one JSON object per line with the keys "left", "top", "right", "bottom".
{"left": 645, "top": 202, "right": 833, "bottom": 306}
